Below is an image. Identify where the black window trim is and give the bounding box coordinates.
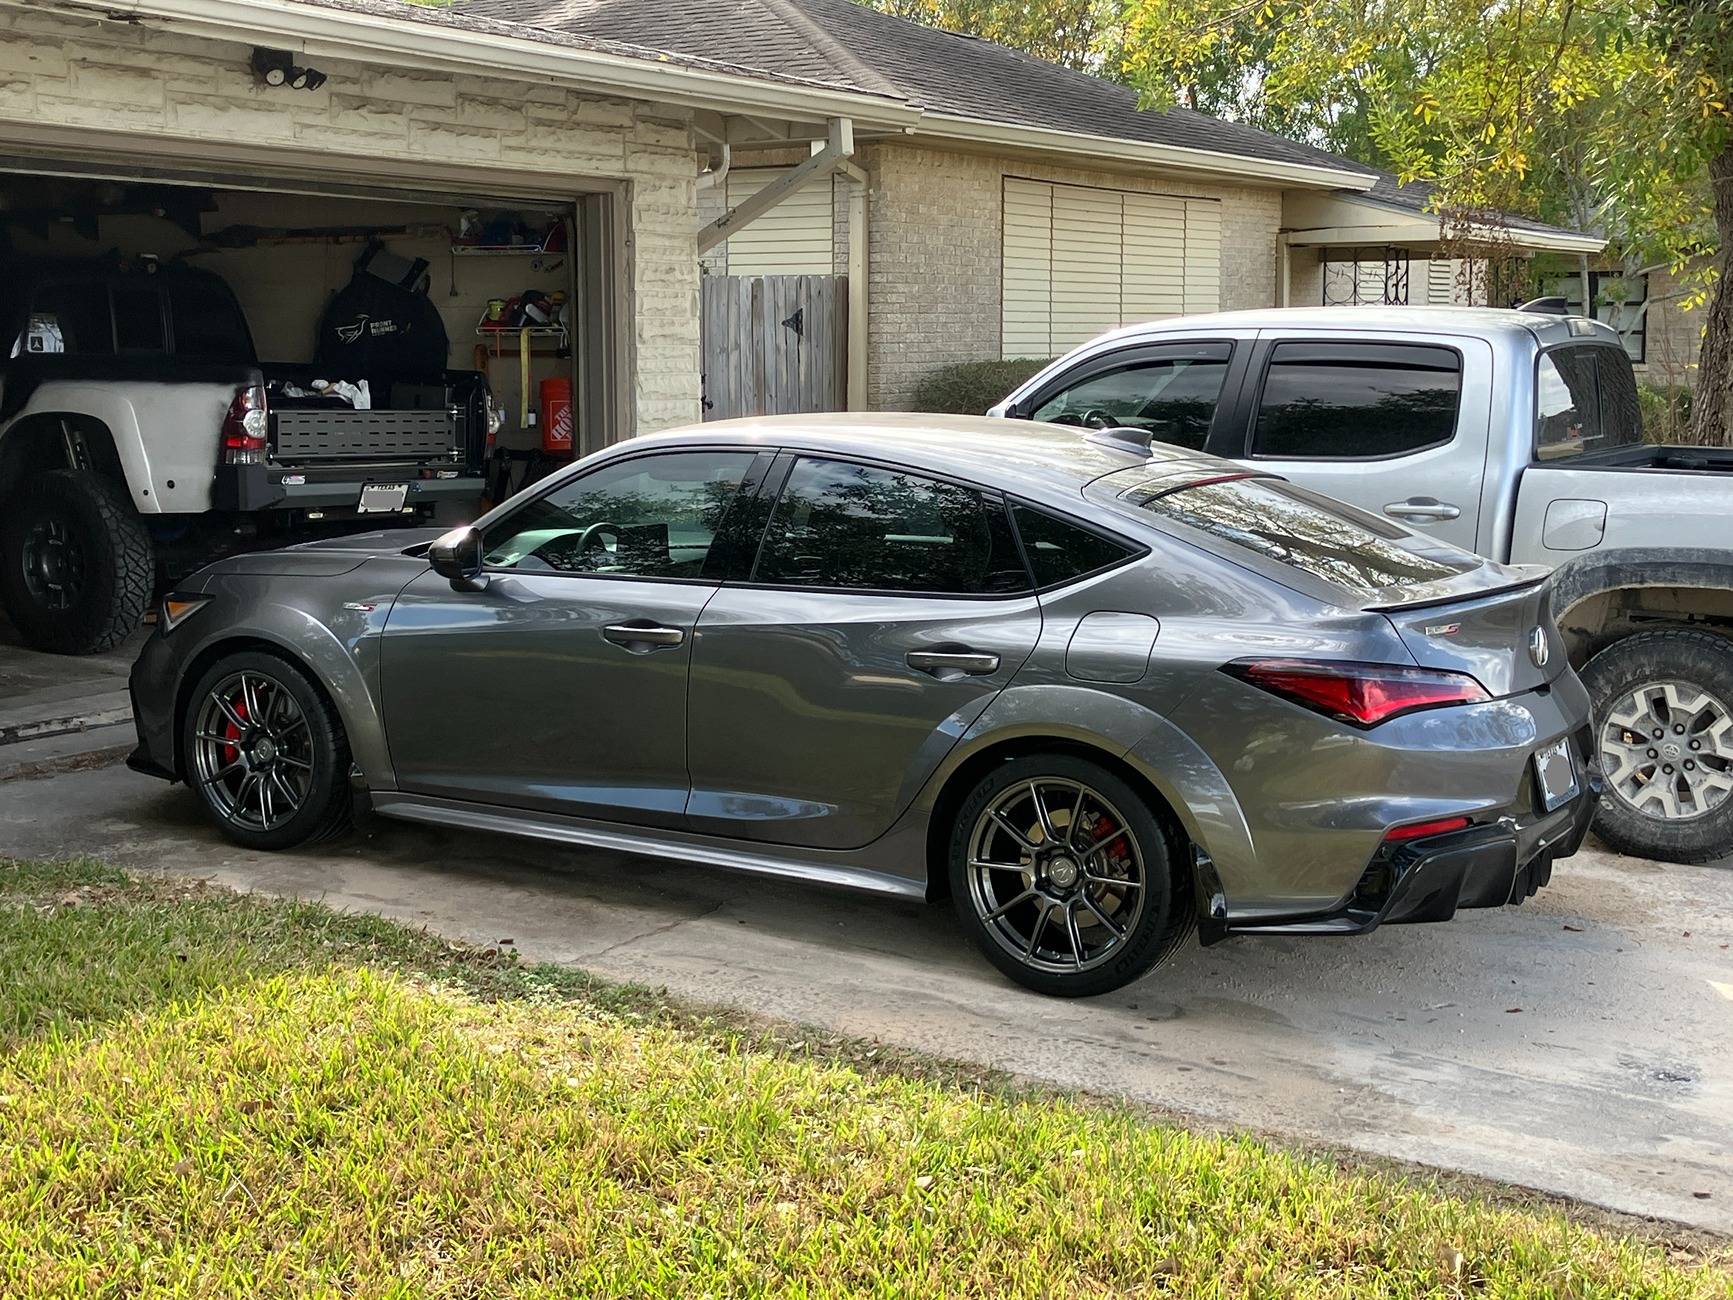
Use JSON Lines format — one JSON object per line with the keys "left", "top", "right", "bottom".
{"left": 1531, "top": 339, "right": 1639, "bottom": 464}
{"left": 1006, "top": 496, "right": 1150, "bottom": 594}
{"left": 475, "top": 444, "right": 771, "bottom": 588}
{"left": 108, "top": 282, "right": 169, "bottom": 356}
{"left": 1240, "top": 335, "right": 1468, "bottom": 464}
{"left": 1011, "top": 338, "right": 1241, "bottom": 456}
{"left": 733, "top": 450, "right": 1038, "bottom": 602}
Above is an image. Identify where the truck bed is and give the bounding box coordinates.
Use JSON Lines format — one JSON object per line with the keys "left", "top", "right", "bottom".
{"left": 1511, "top": 448, "right": 1733, "bottom": 565}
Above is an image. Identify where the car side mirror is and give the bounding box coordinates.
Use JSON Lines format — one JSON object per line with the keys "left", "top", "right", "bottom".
{"left": 429, "top": 525, "right": 487, "bottom": 592}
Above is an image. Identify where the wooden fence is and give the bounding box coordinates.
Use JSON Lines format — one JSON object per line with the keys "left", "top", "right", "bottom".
{"left": 701, "top": 274, "right": 847, "bottom": 421}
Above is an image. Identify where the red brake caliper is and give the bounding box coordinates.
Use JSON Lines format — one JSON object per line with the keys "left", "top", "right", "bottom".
{"left": 220, "top": 691, "right": 249, "bottom": 767}
{"left": 1092, "top": 814, "right": 1130, "bottom": 870}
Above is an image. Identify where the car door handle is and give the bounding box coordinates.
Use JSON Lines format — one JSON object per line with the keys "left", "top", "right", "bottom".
{"left": 602, "top": 622, "right": 685, "bottom": 652}
{"left": 907, "top": 650, "right": 1001, "bottom": 677}
{"left": 1384, "top": 497, "right": 1462, "bottom": 522}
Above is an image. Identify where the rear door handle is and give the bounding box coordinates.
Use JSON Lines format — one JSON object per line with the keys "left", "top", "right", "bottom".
{"left": 602, "top": 621, "right": 685, "bottom": 653}
{"left": 1384, "top": 497, "right": 1462, "bottom": 522}
{"left": 907, "top": 649, "right": 1001, "bottom": 677}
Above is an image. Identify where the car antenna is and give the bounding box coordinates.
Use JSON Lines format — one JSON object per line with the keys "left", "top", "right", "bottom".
{"left": 1085, "top": 426, "right": 1156, "bottom": 457}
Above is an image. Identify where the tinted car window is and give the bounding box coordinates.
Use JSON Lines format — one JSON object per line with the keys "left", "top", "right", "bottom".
{"left": 1125, "top": 475, "right": 1478, "bottom": 599}
{"left": 24, "top": 283, "right": 113, "bottom": 356}
{"left": 484, "top": 451, "right": 754, "bottom": 579}
{"left": 1030, "top": 344, "right": 1230, "bottom": 450}
{"left": 1536, "top": 345, "right": 1642, "bottom": 458}
{"left": 1012, "top": 504, "right": 1138, "bottom": 587}
{"left": 754, "top": 457, "right": 1028, "bottom": 595}
{"left": 1251, "top": 342, "right": 1461, "bottom": 459}
{"left": 168, "top": 276, "right": 254, "bottom": 364}
{"left": 111, "top": 286, "right": 166, "bottom": 353}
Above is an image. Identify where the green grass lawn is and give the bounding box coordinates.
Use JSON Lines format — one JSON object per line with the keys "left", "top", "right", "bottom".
{"left": 0, "top": 858, "right": 1728, "bottom": 1298}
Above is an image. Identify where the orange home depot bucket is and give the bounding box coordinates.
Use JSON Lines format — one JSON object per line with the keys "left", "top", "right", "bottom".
{"left": 539, "top": 377, "right": 573, "bottom": 455}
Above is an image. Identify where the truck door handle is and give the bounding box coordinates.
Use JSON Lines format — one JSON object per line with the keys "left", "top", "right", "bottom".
{"left": 907, "top": 649, "right": 1001, "bottom": 677}
{"left": 1384, "top": 497, "right": 1462, "bottom": 522}
{"left": 602, "top": 622, "right": 685, "bottom": 652}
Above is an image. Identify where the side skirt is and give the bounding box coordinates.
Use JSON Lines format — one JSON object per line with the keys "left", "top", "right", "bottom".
{"left": 369, "top": 792, "right": 928, "bottom": 901}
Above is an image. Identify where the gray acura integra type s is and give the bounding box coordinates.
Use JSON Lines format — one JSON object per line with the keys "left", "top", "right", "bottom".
{"left": 128, "top": 414, "right": 1601, "bottom": 996}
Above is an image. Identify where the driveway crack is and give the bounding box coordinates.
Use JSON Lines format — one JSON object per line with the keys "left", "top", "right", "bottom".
{"left": 589, "top": 899, "right": 727, "bottom": 960}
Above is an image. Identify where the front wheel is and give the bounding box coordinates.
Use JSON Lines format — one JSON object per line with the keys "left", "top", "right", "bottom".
{"left": 181, "top": 651, "right": 353, "bottom": 851}
{"left": 948, "top": 754, "right": 1191, "bottom": 997}
{"left": 1584, "top": 628, "right": 1733, "bottom": 865}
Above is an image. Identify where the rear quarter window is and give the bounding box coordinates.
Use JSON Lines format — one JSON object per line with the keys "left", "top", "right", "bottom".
{"left": 1536, "top": 344, "right": 1643, "bottom": 458}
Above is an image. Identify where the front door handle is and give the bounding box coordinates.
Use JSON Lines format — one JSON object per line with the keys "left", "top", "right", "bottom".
{"left": 602, "top": 621, "right": 685, "bottom": 653}
{"left": 1384, "top": 497, "right": 1462, "bottom": 522}
{"left": 907, "top": 649, "right": 1001, "bottom": 678}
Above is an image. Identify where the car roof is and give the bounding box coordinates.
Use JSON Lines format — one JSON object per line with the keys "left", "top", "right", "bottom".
{"left": 619, "top": 412, "right": 1230, "bottom": 507}
{"left": 1086, "top": 305, "right": 1621, "bottom": 350}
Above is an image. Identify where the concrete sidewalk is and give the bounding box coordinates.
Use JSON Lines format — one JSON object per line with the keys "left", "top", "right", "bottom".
{"left": 3, "top": 760, "right": 1730, "bottom": 1233}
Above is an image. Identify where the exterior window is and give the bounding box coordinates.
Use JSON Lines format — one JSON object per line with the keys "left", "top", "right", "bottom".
{"left": 167, "top": 277, "right": 253, "bottom": 364}
{"left": 483, "top": 451, "right": 755, "bottom": 579}
{"left": 1011, "top": 505, "right": 1139, "bottom": 588}
{"left": 22, "top": 284, "right": 112, "bottom": 356}
{"left": 1028, "top": 344, "right": 1231, "bottom": 450}
{"left": 1543, "top": 271, "right": 1648, "bottom": 363}
{"left": 111, "top": 286, "right": 166, "bottom": 353}
{"left": 1125, "top": 476, "right": 1479, "bottom": 599}
{"left": 753, "top": 457, "right": 1028, "bottom": 595}
{"left": 1251, "top": 342, "right": 1461, "bottom": 460}
{"left": 1536, "top": 345, "right": 1643, "bottom": 458}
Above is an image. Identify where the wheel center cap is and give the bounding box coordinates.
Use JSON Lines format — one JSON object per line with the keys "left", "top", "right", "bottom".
{"left": 249, "top": 738, "right": 276, "bottom": 766}
{"left": 1661, "top": 740, "right": 1682, "bottom": 762}
{"left": 1047, "top": 857, "right": 1080, "bottom": 889}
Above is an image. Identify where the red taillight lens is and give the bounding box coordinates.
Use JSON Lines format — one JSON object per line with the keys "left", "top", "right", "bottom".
{"left": 221, "top": 385, "right": 268, "bottom": 465}
{"left": 1223, "top": 658, "right": 1490, "bottom": 727}
{"left": 1383, "top": 815, "right": 1472, "bottom": 842}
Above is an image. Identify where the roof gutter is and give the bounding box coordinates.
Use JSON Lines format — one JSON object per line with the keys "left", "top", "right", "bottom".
{"left": 918, "top": 112, "right": 1377, "bottom": 191}
{"left": 60, "top": 0, "right": 922, "bottom": 127}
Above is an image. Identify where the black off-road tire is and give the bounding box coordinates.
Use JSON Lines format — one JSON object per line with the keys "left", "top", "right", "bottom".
{"left": 181, "top": 651, "right": 354, "bottom": 851}
{"left": 947, "top": 754, "right": 1193, "bottom": 997}
{"left": 0, "top": 469, "right": 152, "bottom": 655}
{"left": 1582, "top": 628, "right": 1733, "bottom": 865}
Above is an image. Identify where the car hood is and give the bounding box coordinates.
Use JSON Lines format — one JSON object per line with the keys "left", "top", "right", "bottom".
{"left": 199, "top": 528, "right": 447, "bottom": 578}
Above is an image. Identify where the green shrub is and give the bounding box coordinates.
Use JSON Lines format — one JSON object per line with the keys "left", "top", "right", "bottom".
{"left": 1638, "top": 383, "right": 1694, "bottom": 441}
{"left": 909, "top": 357, "right": 1055, "bottom": 415}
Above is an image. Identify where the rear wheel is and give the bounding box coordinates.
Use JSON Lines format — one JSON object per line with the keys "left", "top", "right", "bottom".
{"left": 1584, "top": 628, "right": 1733, "bottom": 865}
{"left": 0, "top": 469, "right": 152, "bottom": 654}
{"left": 181, "top": 651, "right": 352, "bottom": 851}
{"left": 948, "top": 754, "right": 1191, "bottom": 997}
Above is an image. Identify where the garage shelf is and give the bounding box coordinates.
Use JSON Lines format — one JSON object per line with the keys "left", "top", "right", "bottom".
{"left": 451, "top": 245, "right": 561, "bottom": 256}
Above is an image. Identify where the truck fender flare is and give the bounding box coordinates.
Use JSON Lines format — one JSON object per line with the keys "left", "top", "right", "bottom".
{"left": 0, "top": 385, "right": 154, "bottom": 511}
{"left": 1551, "top": 547, "right": 1733, "bottom": 637}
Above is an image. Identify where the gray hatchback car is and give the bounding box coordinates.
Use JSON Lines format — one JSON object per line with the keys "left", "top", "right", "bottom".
{"left": 128, "top": 414, "right": 1600, "bottom": 996}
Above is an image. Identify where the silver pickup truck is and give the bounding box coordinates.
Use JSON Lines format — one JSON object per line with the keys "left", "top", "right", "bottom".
{"left": 991, "top": 306, "right": 1733, "bottom": 865}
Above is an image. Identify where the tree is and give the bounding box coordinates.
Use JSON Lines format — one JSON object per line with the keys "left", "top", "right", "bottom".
{"left": 860, "top": 0, "right": 1119, "bottom": 71}
{"left": 1121, "top": 0, "right": 1733, "bottom": 443}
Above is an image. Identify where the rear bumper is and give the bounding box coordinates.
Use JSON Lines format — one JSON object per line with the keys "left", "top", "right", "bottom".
{"left": 1199, "top": 738, "right": 1602, "bottom": 943}
{"left": 213, "top": 464, "right": 483, "bottom": 512}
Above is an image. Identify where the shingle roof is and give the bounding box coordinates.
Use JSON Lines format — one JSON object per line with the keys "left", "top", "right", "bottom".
{"left": 1357, "top": 168, "right": 1586, "bottom": 240}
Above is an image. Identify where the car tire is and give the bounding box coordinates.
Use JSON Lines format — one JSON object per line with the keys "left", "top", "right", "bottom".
{"left": 947, "top": 754, "right": 1192, "bottom": 997}
{"left": 0, "top": 469, "right": 153, "bottom": 655}
{"left": 181, "top": 650, "right": 353, "bottom": 851}
{"left": 1583, "top": 628, "right": 1733, "bottom": 865}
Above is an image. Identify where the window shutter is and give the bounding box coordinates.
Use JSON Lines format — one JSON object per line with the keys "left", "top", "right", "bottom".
{"left": 1427, "top": 259, "right": 1457, "bottom": 305}
{"left": 1121, "top": 193, "right": 1187, "bottom": 324}
{"left": 1181, "top": 198, "right": 1221, "bottom": 313}
{"left": 1002, "top": 178, "right": 1054, "bottom": 359}
{"left": 1050, "top": 184, "right": 1123, "bottom": 351}
{"left": 719, "top": 169, "right": 834, "bottom": 276}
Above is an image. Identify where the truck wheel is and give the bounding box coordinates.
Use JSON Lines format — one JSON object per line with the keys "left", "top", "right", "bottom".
{"left": 1583, "top": 628, "right": 1733, "bottom": 865}
{"left": 0, "top": 469, "right": 153, "bottom": 655}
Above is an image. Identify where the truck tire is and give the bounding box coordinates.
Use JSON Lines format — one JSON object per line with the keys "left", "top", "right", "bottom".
{"left": 0, "top": 469, "right": 153, "bottom": 655}
{"left": 1583, "top": 628, "right": 1733, "bottom": 865}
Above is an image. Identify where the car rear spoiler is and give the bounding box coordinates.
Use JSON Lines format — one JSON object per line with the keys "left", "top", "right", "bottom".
{"left": 1362, "top": 569, "right": 1550, "bottom": 613}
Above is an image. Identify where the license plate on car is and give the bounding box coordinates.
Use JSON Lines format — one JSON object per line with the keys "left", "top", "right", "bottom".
{"left": 358, "top": 482, "right": 409, "bottom": 513}
{"left": 1534, "top": 738, "right": 1579, "bottom": 811}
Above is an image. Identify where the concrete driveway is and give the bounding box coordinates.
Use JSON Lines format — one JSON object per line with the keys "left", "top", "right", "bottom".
{"left": 2, "top": 759, "right": 1730, "bottom": 1232}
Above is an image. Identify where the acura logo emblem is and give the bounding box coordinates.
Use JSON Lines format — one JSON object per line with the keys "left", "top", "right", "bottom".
{"left": 1528, "top": 627, "right": 1550, "bottom": 668}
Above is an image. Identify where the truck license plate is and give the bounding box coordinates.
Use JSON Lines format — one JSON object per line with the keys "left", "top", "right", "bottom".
{"left": 1534, "top": 738, "right": 1579, "bottom": 812}
{"left": 358, "top": 482, "right": 409, "bottom": 513}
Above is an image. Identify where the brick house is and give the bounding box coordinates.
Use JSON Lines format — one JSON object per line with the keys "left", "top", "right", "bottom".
{"left": 0, "top": 0, "right": 1604, "bottom": 443}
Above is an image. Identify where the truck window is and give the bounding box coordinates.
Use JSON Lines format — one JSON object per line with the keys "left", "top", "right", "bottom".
{"left": 1029, "top": 343, "right": 1231, "bottom": 450}
{"left": 111, "top": 285, "right": 167, "bottom": 354}
{"left": 23, "top": 284, "right": 113, "bottom": 356}
{"left": 1250, "top": 342, "right": 1462, "bottom": 460}
{"left": 167, "top": 276, "right": 254, "bottom": 364}
{"left": 1536, "top": 345, "right": 1642, "bottom": 458}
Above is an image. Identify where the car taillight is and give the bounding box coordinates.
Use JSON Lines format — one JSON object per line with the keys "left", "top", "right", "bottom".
{"left": 1222, "top": 658, "right": 1490, "bottom": 727}
{"left": 222, "top": 384, "right": 268, "bottom": 465}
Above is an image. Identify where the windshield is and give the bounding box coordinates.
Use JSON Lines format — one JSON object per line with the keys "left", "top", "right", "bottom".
{"left": 1115, "top": 474, "right": 1481, "bottom": 599}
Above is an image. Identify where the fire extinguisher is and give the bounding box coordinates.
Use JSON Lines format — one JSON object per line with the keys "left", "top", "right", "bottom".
{"left": 540, "top": 377, "right": 573, "bottom": 456}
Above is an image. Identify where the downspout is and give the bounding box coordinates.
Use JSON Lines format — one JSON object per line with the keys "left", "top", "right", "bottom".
{"left": 698, "top": 116, "right": 854, "bottom": 253}
{"left": 838, "top": 158, "right": 869, "bottom": 410}
{"left": 697, "top": 143, "right": 731, "bottom": 193}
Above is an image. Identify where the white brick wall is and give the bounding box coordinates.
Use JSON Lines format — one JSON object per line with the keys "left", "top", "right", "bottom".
{"left": 0, "top": 7, "right": 704, "bottom": 436}
{"left": 863, "top": 143, "right": 1284, "bottom": 409}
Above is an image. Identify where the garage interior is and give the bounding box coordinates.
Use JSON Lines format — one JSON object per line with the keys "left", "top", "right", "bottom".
{"left": 0, "top": 161, "right": 622, "bottom": 503}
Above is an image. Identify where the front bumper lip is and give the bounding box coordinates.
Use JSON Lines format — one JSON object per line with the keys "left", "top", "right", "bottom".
{"left": 1205, "top": 760, "right": 1603, "bottom": 941}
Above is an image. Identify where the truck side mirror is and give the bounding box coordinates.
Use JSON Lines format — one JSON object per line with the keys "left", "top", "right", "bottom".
{"left": 429, "top": 526, "right": 486, "bottom": 592}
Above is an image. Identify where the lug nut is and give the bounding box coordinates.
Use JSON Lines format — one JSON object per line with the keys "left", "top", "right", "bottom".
{"left": 1691, "top": 739, "right": 1702, "bottom": 751}
{"left": 1648, "top": 748, "right": 1658, "bottom": 758}
{"left": 1664, "top": 764, "right": 1675, "bottom": 774}
{"left": 1685, "top": 760, "right": 1696, "bottom": 771}
{"left": 1675, "top": 724, "right": 1686, "bottom": 734}
{"left": 1654, "top": 728, "right": 1665, "bottom": 739}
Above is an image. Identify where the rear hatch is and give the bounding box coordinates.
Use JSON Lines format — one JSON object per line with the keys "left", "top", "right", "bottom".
{"left": 1090, "top": 467, "right": 1557, "bottom": 696}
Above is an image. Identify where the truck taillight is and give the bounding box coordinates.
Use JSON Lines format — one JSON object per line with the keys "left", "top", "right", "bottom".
{"left": 222, "top": 385, "right": 268, "bottom": 465}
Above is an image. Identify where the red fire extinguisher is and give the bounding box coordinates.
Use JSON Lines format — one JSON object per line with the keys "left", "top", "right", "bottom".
{"left": 539, "top": 377, "right": 573, "bottom": 455}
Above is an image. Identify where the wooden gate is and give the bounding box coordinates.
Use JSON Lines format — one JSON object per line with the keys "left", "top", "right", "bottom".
{"left": 701, "top": 274, "right": 847, "bottom": 420}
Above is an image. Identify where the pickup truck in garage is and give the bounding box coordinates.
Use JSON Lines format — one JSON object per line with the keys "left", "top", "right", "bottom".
{"left": 0, "top": 257, "right": 498, "bottom": 656}
{"left": 992, "top": 306, "right": 1733, "bottom": 865}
